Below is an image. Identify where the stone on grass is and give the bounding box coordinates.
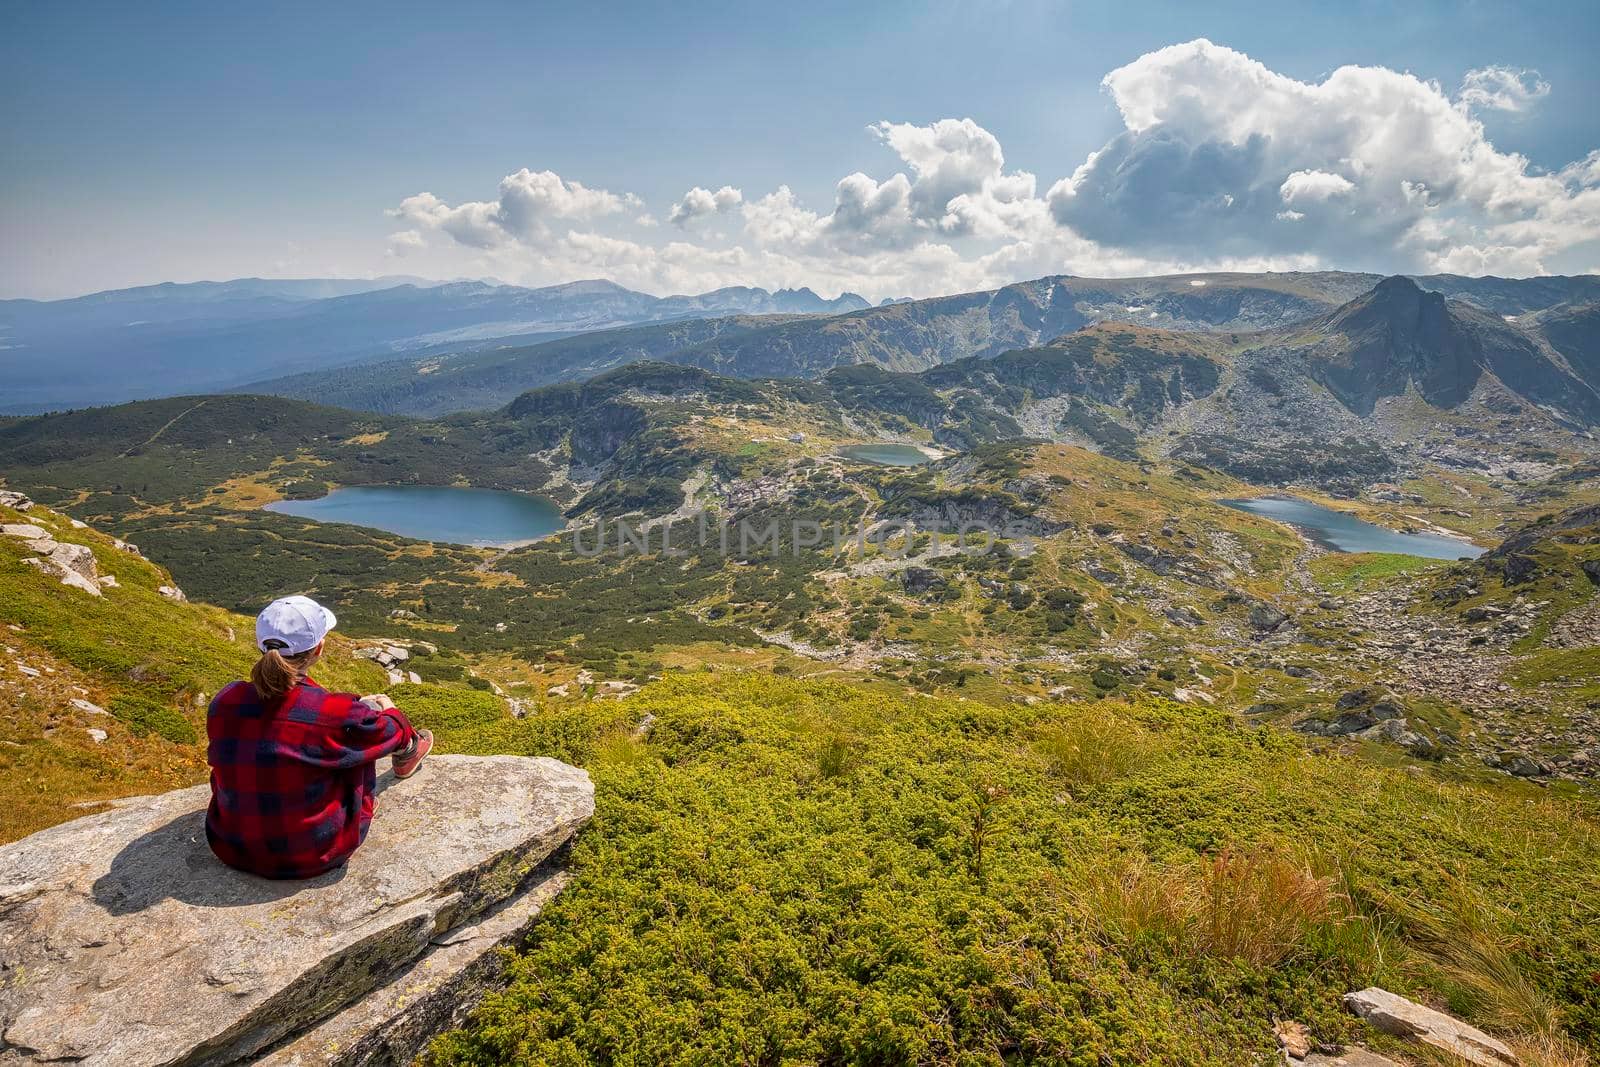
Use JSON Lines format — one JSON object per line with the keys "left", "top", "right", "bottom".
{"left": 1490, "top": 750, "right": 1547, "bottom": 778}
{"left": 0, "top": 524, "right": 49, "bottom": 541}
{"left": 1249, "top": 603, "right": 1290, "bottom": 631}
{"left": 1343, "top": 987, "right": 1516, "bottom": 1067}
{"left": 47, "top": 542, "right": 98, "bottom": 582}
{"left": 20, "top": 555, "right": 101, "bottom": 597}
{"left": 0, "top": 755, "right": 592, "bottom": 1067}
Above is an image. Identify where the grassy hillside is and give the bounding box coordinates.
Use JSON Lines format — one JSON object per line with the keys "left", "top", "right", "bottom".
{"left": 421, "top": 673, "right": 1600, "bottom": 1065}
{"left": 8, "top": 489, "right": 1597, "bottom": 1061}
{"left": 0, "top": 495, "right": 394, "bottom": 838}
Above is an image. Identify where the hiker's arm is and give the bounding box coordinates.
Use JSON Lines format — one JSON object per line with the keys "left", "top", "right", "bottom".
{"left": 326, "top": 694, "right": 416, "bottom": 768}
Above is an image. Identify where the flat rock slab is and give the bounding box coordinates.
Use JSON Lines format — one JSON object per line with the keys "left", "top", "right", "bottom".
{"left": 259, "top": 867, "right": 571, "bottom": 1067}
{"left": 0, "top": 755, "right": 593, "bottom": 1067}
{"left": 1344, "top": 987, "right": 1516, "bottom": 1066}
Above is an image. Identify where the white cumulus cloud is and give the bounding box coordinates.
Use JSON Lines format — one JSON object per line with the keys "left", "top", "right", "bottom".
{"left": 384, "top": 229, "right": 426, "bottom": 258}
{"left": 386, "top": 41, "right": 1599, "bottom": 298}
{"left": 1279, "top": 170, "right": 1355, "bottom": 203}
{"left": 390, "top": 169, "right": 631, "bottom": 248}
{"left": 668, "top": 185, "right": 744, "bottom": 226}
{"left": 1458, "top": 66, "right": 1551, "bottom": 113}
{"left": 1048, "top": 38, "right": 1600, "bottom": 275}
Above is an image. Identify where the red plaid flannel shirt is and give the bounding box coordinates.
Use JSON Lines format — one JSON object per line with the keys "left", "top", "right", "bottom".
{"left": 205, "top": 677, "right": 417, "bottom": 879}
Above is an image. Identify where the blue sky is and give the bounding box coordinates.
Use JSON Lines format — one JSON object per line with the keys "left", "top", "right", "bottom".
{"left": 4, "top": 0, "right": 1598, "bottom": 299}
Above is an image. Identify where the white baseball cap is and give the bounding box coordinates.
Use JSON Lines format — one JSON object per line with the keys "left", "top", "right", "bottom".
{"left": 256, "top": 595, "right": 338, "bottom": 654}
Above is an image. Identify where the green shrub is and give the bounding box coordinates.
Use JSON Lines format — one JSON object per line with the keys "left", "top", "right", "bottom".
{"left": 108, "top": 694, "right": 198, "bottom": 745}
{"left": 423, "top": 676, "right": 1600, "bottom": 1064}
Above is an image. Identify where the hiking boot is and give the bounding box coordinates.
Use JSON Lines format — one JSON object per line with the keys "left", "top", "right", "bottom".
{"left": 393, "top": 729, "right": 433, "bottom": 778}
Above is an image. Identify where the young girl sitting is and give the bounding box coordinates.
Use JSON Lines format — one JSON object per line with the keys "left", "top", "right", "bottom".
{"left": 205, "top": 595, "right": 433, "bottom": 879}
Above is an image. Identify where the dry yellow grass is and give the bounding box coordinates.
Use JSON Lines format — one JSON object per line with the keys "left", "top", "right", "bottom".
{"left": 1079, "top": 847, "right": 1340, "bottom": 969}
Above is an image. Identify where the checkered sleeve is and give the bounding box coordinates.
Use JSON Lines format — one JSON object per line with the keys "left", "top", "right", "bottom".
{"left": 310, "top": 691, "right": 418, "bottom": 769}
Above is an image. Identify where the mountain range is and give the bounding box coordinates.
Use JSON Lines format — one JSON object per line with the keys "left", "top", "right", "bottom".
{"left": 0, "top": 277, "right": 870, "bottom": 412}
{"left": 240, "top": 271, "right": 1600, "bottom": 419}
{"left": 5, "top": 275, "right": 1596, "bottom": 518}
{"left": 8, "top": 269, "right": 1597, "bottom": 418}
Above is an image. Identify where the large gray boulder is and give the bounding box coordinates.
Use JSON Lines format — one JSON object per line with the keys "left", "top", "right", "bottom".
{"left": 0, "top": 755, "right": 593, "bottom": 1066}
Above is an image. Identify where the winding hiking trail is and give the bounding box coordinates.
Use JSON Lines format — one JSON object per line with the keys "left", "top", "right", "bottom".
{"left": 118, "top": 399, "right": 210, "bottom": 458}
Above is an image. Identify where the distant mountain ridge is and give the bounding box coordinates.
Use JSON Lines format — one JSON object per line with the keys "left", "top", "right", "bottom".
{"left": 248, "top": 271, "right": 1600, "bottom": 418}
{"left": 10, "top": 276, "right": 1596, "bottom": 512}
{"left": 7, "top": 268, "right": 1596, "bottom": 416}
{"left": 0, "top": 277, "right": 869, "bottom": 413}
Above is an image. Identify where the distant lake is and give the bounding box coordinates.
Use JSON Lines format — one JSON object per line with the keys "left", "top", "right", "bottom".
{"left": 265, "top": 485, "right": 564, "bottom": 547}
{"left": 840, "top": 443, "right": 932, "bottom": 466}
{"left": 1221, "top": 496, "right": 1484, "bottom": 560}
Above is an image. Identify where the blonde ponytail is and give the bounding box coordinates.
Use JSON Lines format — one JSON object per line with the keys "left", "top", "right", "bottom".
{"left": 251, "top": 645, "right": 312, "bottom": 700}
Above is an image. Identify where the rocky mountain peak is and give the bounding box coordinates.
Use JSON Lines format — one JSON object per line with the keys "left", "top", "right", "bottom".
{"left": 1328, "top": 275, "right": 1451, "bottom": 347}
{"left": 1312, "top": 276, "right": 1476, "bottom": 414}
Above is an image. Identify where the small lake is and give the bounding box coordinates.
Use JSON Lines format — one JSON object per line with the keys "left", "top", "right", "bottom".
{"left": 265, "top": 485, "right": 565, "bottom": 547}
{"left": 1221, "top": 496, "right": 1484, "bottom": 560}
{"left": 839, "top": 443, "right": 932, "bottom": 466}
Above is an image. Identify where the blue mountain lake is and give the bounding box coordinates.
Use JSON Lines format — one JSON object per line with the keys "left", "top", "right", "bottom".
{"left": 839, "top": 443, "right": 932, "bottom": 466}
{"left": 1221, "top": 496, "right": 1484, "bottom": 560}
{"left": 265, "top": 485, "right": 565, "bottom": 547}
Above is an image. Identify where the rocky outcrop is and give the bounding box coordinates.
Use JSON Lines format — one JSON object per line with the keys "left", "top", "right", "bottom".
{"left": 1343, "top": 987, "right": 1516, "bottom": 1067}
{"left": 900, "top": 566, "right": 949, "bottom": 596}
{"left": 258, "top": 867, "right": 572, "bottom": 1067}
{"left": 1115, "top": 541, "right": 1222, "bottom": 589}
{"left": 5, "top": 522, "right": 103, "bottom": 597}
{"left": 1247, "top": 603, "right": 1289, "bottom": 632}
{"left": 0, "top": 755, "right": 593, "bottom": 1066}
{"left": 881, "top": 489, "right": 1069, "bottom": 540}
{"left": 1489, "top": 749, "right": 1550, "bottom": 778}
